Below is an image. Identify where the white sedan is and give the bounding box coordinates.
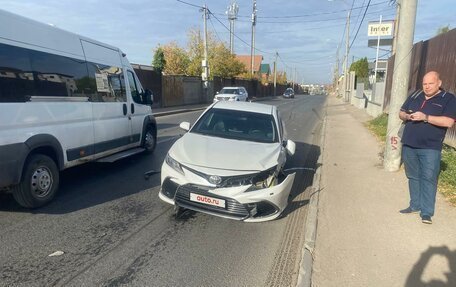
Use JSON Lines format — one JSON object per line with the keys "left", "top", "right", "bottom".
{"left": 159, "top": 101, "right": 296, "bottom": 222}
{"left": 213, "top": 87, "right": 249, "bottom": 102}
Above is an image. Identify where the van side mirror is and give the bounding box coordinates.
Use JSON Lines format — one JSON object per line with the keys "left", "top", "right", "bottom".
{"left": 144, "top": 89, "right": 153, "bottom": 105}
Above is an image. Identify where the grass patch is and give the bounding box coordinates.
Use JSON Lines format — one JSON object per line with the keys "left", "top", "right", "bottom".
{"left": 366, "top": 113, "right": 456, "bottom": 206}
{"left": 366, "top": 113, "right": 388, "bottom": 142}
{"left": 440, "top": 146, "right": 456, "bottom": 205}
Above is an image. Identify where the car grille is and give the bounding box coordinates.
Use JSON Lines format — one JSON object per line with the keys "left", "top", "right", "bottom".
{"left": 175, "top": 184, "right": 250, "bottom": 219}
{"left": 216, "top": 96, "right": 230, "bottom": 101}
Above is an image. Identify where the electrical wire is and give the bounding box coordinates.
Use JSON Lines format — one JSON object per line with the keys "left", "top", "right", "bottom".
{"left": 350, "top": 0, "right": 372, "bottom": 49}
{"left": 235, "top": 8, "right": 394, "bottom": 24}
{"left": 212, "top": 0, "right": 391, "bottom": 19}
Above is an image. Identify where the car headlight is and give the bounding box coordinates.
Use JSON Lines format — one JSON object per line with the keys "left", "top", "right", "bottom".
{"left": 245, "top": 166, "right": 278, "bottom": 192}
{"left": 165, "top": 154, "right": 184, "bottom": 174}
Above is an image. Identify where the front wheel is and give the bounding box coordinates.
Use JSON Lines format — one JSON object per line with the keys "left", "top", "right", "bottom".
{"left": 142, "top": 125, "right": 157, "bottom": 153}
{"left": 12, "top": 154, "right": 59, "bottom": 208}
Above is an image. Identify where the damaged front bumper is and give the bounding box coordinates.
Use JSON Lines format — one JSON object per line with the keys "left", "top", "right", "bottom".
{"left": 158, "top": 162, "right": 296, "bottom": 222}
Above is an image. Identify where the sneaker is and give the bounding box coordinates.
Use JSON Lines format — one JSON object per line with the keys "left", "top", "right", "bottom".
{"left": 399, "top": 207, "right": 420, "bottom": 214}
{"left": 421, "top": 215, "right": 432, "bottom": 224}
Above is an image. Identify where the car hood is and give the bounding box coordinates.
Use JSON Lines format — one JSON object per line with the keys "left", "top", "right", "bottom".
{"left": 216, "top": 93, "right": 237, "bottom": 97}
{"left": 170, "top": 133, "right": 281, "bottom": 172}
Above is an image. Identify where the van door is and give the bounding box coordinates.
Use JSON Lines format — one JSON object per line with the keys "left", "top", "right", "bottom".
{"left": 126, "top": 69, "right": 149, "bottom": 145}
{"left": 82, "top": 40, "right": 134, "bottom": 157}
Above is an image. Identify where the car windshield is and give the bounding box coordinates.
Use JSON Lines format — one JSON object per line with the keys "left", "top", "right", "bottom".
{"left": 191, "top": 108, "right": 278, "bottom": 143}
{"left": 219, "top": 88, "right": 239, "bottom": 94}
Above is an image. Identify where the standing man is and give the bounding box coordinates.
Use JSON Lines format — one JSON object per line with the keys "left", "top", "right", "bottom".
{"left": 399, "top": 71, "right": 456, "bottom": 224}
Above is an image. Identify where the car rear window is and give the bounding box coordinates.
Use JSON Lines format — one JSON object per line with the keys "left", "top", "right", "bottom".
{"left": 191, "top": 108, "right": 278, "bottom": 143}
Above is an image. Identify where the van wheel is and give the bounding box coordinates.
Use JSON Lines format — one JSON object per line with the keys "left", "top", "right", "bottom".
{"left": 142, "top": 125, "right": 157, "bottom": 153}
{"left": 12, "top": 154, "right": 59, "bottom": 208}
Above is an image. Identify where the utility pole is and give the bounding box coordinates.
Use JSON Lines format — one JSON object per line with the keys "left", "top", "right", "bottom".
{"left": 344, "top": 9, "right": 351, "bottom": 102}
{"left": 201, "top": 5, "right": 209, "bottom": 96}
{"left": 384, "top": 0, "right": 418, "bottom": 171}
{"left": 250, "top": 0, "right": 257, "bottom": 76}
{"left": 226, "top": 0, "right": 239, "bottom": 54}
{"left": 273, "top": 52, "right": 278, "bottom": 97}
{"left": 391, "top": 3, "right": 400, "bottom": 54}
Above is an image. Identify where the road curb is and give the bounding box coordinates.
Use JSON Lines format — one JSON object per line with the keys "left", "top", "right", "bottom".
{"left": 296, "top": 99, "right": 328, "bottom": 287}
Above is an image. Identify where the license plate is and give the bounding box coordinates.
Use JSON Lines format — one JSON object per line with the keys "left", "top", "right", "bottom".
{"left": 190, "top": 193, "right": 226, "bottom": 208}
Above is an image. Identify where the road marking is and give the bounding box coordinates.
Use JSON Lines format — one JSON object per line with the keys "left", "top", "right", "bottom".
{"left": 157, "top": 135, "right": 180, "bottom": 145}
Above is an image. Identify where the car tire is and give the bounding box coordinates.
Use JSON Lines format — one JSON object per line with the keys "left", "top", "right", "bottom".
{"left": 12, "top": 154, "right": 59, "bottom": 208}
{"left": 142, "top": 125, "right": 157, "bottom": 153}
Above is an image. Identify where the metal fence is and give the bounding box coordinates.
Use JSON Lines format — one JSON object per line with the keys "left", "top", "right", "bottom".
{"left": 133, "top": 64, "right": 293, "bottom": 108}
{"left": 383, "top": 28, "right": 456, "bottom": 148}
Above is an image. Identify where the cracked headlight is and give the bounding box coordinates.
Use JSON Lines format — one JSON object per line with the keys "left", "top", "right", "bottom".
{"left": 165, "top": 154, "right": 184, "bottom": 174}
{"left": 245, "top": 166, "right": 278, "bottom": 192}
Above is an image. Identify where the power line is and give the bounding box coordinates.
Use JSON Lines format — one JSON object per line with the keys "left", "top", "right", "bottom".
{"left": 235, "top": 8, "right": 393, "bottom": 24}
{"left": 208, "top": 9, "right": 275, "bottom": 56}
{"left": 350, "top": 0, "right": 372, "bottom": 49}
{"left": 212, "top": 0, "right": 391, "bottom": 19}
{"left": 208, "top": 15, "right": 222, "bottom": 42}
{"left": 176, "top": 0, "right": 203, "bottom": 9}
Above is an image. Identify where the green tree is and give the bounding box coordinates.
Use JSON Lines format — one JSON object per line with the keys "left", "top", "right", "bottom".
{"left": 349, "top": 57, "right": 368, "bottom": 78}
{"left": 436, "top": 25, "right": 450, "bottom": 35}
{"left": 152, "top": 46, "right": 165, "bottom": 73}
{"left": 161, "top": 42, "right": 189, "bottom": 75}
{"left": 186, "top": 28, "right": 245, "bottom": 78}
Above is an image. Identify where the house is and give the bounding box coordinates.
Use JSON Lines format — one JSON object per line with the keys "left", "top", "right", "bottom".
{"left": 235, "top": 55, "right": 263, "bottom": 76}
{"left": 260, "top": 64, "right": 271, "bottom": 81}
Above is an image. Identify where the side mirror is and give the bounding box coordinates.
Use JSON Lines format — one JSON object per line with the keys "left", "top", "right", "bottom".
{"left": 144, "top": 89, "right": 153, "bottom": 105}
{"left": 216, "top": 91, "right": 219, "bottom": 94}
{"left": 179, "top": 122, "right": 190, "bottom": 131}
{"left": 284, "top": 139, "right": 296, "bottom": 156}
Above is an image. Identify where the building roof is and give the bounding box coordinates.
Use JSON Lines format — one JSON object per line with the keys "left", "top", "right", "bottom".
{"left": 260, "top": 64, "right": 270, "bottom": 74}
{"left": 235, "top": 55, "right": 263, "bottom": 72}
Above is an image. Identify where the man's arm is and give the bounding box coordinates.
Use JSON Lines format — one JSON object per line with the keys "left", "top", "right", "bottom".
{"left": 409, "top": 111, "right": 455, "bottom": 128}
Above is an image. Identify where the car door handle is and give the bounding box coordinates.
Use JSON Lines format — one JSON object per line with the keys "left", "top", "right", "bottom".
{"left": 131, "top": 103, "right": 135, "bottom": 114}
{"left": 123, "top": 103, "right": 127, "bottom": 116}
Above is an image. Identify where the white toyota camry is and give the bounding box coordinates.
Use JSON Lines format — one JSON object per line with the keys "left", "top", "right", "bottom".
{"left": 159, "top": 101, "right": 296, "bottom": 222}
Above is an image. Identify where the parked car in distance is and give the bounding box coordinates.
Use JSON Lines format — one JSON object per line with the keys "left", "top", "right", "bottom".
{"left": 213, "top": 87, "right": 248, "bottom": 102}
{"left": 159, "top": 101, "right": 296, "bottom": 222}
{"left": 283, "top": 88, "right": 295, "bottom": 98}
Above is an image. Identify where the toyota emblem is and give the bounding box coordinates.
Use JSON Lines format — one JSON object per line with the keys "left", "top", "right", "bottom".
{"left": 208, "top": 175, "right": 222, "bottom": 185}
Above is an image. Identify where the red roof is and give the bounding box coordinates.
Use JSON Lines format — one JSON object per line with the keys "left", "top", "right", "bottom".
{"left": 235, "top": 55, "right": 263, "bottom": 72}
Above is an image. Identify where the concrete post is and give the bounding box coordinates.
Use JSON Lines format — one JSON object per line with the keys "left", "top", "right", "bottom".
{"left": 383, "top": 0, "right": 417, "bottom": 172}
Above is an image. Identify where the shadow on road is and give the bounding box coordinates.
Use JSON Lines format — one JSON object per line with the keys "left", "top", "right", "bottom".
{"left": 281, "top": 141, "right": 321, "bottom": 218}
{"left": 405, "top": 246, "right": 456, "bottom": 287}
{"left": 0, "top": 136, "right": 177, "bottom": 214}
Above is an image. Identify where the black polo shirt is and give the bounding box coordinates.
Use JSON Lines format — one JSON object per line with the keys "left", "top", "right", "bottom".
{"left": 401, "top": 90, "right": 456, "bottom": 150}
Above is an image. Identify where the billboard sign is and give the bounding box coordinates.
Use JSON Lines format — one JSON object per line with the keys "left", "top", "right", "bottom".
{"left": 368, "top": 21, "right": 394, "bottom": 37}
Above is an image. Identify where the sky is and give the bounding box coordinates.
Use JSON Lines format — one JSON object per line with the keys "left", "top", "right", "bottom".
{"left": 1, "top": 0, "right": 455, "bottom": 84}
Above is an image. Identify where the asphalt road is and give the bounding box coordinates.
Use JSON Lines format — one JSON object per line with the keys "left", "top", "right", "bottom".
{"left": 0, "top": 94, "right": 326, "bottom": 287}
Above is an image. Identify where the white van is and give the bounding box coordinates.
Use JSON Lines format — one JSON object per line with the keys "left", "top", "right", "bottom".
{"left": 0, "top": 9, "right": 157, "bottom": 208}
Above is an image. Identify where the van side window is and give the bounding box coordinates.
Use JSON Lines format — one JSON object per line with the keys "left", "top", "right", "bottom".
{"left": 86, "top": 63, "right": 126, "bottom": 102}
{"left": 127, "top": 70, "right": 141, "bottom": 103}
{"left": 0, "top": 42, "right": 92, "bottom": 102}
{"left": 30, "top": 49, "right": 89, "bottom": 98}
{"left": 0, "top": 43, "right": 34, "bottom": 102}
